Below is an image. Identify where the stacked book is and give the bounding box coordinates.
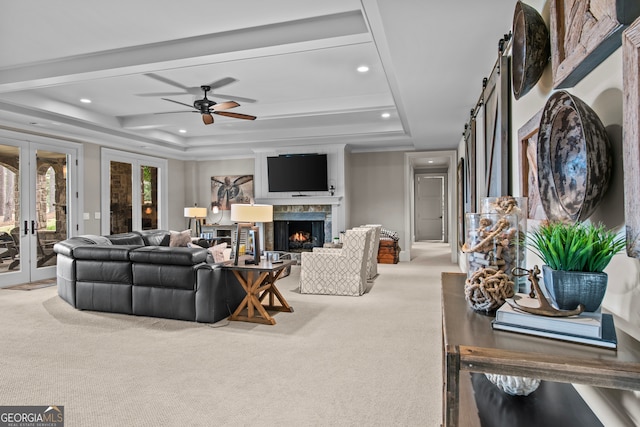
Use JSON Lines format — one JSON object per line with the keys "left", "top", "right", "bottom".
{"left": 491, "top": 294, "right": 617, "bottom": 349}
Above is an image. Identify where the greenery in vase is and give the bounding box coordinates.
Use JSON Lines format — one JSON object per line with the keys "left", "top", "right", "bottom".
{"left": 526, "top": 221, "right": 626, "bottom": 273}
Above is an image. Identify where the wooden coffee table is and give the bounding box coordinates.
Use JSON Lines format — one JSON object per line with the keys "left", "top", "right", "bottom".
{"left": 223, "top": 259, "right": 295, "bottom": 325}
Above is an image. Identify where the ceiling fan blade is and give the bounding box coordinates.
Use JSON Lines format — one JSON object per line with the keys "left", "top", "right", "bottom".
{"left": 210, "top": 93, "right": 257, "bottom": 103}
{"left": 208, "top": 77, "right": 237, "bottom": 90}
{"left": 154, "top": 110, "right": 196, "bottom": 115}
{"left": 161, "top": 98, "right": 194, "bottom": 109}
{"left": 145, "top": 73, "right": 190, "bottom": 91}
{"left": 214, "top": 111, "right": 257, "bottom": 120}
{"left": 137, "top": 91, "right": 187, "bottom": 97}
{"left": 202, "top": 114, "right": 214, "bottom": 125}
{"left": 212, "top": 101, "right": 240, "bottom": 111}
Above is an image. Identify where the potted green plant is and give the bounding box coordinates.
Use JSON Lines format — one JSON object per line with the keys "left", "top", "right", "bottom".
{"left": 525, "top": 221, "right": 626, "bottom": 312}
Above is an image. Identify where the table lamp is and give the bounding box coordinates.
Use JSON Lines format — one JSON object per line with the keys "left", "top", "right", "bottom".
{"left": 230, "top": 203, "right": 273, "bottom": 265}
{"left": 210, "top": 204, "right": 223, "bottom": 224}
{"left": 184, "top": 206, "right": 208, "bottom": 237}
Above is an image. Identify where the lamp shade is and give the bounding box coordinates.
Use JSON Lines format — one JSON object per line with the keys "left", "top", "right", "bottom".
{"left": 184, "top": 207, "right": 208, "bottom": 218}
{"left": 230, "top": 204, "right": 273, "bottom": 223}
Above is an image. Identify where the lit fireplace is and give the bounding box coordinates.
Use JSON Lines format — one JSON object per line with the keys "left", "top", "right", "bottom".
{"left": 290, "top": 231, "right": 310, "bottom": 242}
{"left": 265, "top": 205, "right": 332, "bottom": 252}
{"left": 289, "top": 230, "right": 315, "bottom": 250}
{"left": 273, "top": 220, "right": 324, "bottom": 252}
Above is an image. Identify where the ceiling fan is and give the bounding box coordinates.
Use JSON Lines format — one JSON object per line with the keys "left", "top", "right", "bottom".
{"left": 140, "top": 73, "right": 257, "bottom": 103}
{"left": 159, "top": 85, "right": 257, "bottom": 125}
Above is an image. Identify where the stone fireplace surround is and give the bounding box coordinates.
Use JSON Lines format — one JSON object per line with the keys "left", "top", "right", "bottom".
{"left": 264, "top": 204, "right": 332, "bottom": 252}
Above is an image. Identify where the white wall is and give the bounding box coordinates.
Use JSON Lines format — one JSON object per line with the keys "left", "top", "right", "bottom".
{"left": 349, "top": 151, "right": 406, "bottom": 249}
{"left": 502, "top": 1, "right": 639, "bottom": 424}
{"left": 81, "top": 142, "right": 102, "bottom": 235}
{"left": 167, "top": 158, "right": 187, "bottom": 231}
{"left": 185, "top": 157, "right": 255, "bottom": 226}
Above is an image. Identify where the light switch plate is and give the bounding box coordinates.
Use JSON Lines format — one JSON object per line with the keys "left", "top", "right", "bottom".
{"left": 83, "top": 212, "right": 90, "bottom": 220}
{"left": 94, "top": 212, "right": 101, "bottom": 219}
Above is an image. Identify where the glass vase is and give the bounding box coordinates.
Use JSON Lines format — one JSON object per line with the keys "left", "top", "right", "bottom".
{"left": 481, "top": 196, "right": 527, "bottom": 292}
{"left": 465, "top": 212, "right": 520, "bottom": 295}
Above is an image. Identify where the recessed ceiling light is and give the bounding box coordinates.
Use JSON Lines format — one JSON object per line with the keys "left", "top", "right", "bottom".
{"left": 428, "top": 160, "right": 434, "bottom": 164}
{"left": 179, "top": 129, "right": 187, "bottom": 133}
{"left": 80, "top": 98, "right": 92, "bottom": 104}
{"left": 381, "top": 112, "right": 390, "bottom": 119}
{"left": 357, "top": 65, "right": 369, "bottom": 73}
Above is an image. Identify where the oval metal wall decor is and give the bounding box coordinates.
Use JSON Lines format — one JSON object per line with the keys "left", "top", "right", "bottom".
{"left": 512, "top": 1, "right": 550, "bottom": 99}
{"left": 537, "top": 90, "right": 612, "bottom": 222}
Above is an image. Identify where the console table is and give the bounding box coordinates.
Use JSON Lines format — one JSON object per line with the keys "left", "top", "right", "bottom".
{"left": 223, "top": 259, "right": 295, "bottom": 325}
{"left": 442, "top": 272, "right": 640, "bottom": 427}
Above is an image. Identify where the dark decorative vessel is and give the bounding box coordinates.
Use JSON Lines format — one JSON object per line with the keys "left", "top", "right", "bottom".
{"left": 512, "top": 1, "right": 550, "bottom": 99}
{"left": 537, "top": 90, "right": 612, "bottom": 223}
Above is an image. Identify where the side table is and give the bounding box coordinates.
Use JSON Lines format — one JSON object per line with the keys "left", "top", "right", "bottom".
{"left": 223, "top": 259, "right": 295, "bottom": 325}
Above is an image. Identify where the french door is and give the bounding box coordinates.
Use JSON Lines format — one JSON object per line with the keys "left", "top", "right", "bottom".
{"left": 0, "top": 138, "right": 78, "bottom": 286}
{"left": 100, "top": 148, "right": 167, "bottom": 234}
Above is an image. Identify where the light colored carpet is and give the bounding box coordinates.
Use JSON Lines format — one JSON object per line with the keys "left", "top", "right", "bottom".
{"left": 2, "top": 278, "right": 56, "bottom": 291}
{"left": 0, "top": 242, "right": 458, "bottom": 427}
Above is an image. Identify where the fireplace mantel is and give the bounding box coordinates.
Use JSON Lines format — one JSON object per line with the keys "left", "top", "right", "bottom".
{"left": 255, "top": 196, "right": 343, "bottom": 206}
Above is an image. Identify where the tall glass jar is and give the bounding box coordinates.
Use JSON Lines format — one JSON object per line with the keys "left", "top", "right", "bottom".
{"left": 464, "top": 212, "right": 520, "bottom": 295}
{"left": 481, "top": 196, "right": 527, "bottom": 292}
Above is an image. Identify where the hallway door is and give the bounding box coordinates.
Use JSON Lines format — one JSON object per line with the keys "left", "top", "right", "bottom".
{"left": 415, "top": 174, "right": 444, "bottom": 241}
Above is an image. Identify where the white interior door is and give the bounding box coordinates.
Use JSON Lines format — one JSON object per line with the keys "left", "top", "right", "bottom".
{"left": 415, "top": 175, "right": 444, "bottom": 241}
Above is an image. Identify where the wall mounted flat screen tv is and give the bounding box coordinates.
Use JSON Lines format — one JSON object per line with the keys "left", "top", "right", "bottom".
{"left": 267, "top": 153, "right": 328, "bottom": 192}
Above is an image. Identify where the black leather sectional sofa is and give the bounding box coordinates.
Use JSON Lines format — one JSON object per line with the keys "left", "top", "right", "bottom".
{"left": 53, "top": 229, "right": 245, "bottom": 323}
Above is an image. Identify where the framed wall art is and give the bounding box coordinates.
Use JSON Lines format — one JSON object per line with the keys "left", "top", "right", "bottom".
{"left": 622, "top": 18, "right": 640, "bottom": 258}
{"left": 211, "top": 175, "right": 254, "bottom": 211}
{"left": 517, "top": 108, "right": 546, "bottom": 220}
{"left": 550, "top": 0, "right": 640, "bottom": 89}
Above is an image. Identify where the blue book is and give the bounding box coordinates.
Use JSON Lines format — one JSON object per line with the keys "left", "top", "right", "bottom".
{"left": 492, "top": 313, "right": 617, "bottom": 349}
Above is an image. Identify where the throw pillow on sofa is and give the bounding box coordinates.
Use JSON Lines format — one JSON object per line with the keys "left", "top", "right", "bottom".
{"left": 169, "top": 230, "right": 192, "bottom": 247}
{"left": 207, "top": 242, "right": 228, "bottom": 263}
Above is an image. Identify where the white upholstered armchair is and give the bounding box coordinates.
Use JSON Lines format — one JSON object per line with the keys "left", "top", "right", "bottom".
{"left": 299, "top": 228, "right": 372, "bottom": 296}
{"left": 355, "top": 224, "right": 381, "bottom": 280}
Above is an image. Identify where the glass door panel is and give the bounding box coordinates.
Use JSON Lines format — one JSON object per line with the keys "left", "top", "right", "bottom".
{"left": 141, "top": 165, "right": 158, "bottom": 230}
{"left": 0, "top": 144, "right": 24, "bottom": 280}
{"left": 110, "top": 161, "right": 132, "bottom": 234}
{"left": 34, "top": 149, "right": 68, "bottom": 271}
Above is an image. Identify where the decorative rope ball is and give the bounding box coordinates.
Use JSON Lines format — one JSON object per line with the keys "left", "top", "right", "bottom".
{"left": 464, "top": 267, "right": 515, "bottom": 312}
{"left": 495, "top": 196, "right": 519, "bottom": 215}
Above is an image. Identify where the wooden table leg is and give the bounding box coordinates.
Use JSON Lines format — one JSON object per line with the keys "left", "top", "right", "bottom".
{"left": 444, "top": 346, "right": 461, "bottom": 427}
{"left": 258, "top": 269, "right": 294, "bottom": 313}
{"left": 229, "top": 270, "right": 276, "bottom": 325}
